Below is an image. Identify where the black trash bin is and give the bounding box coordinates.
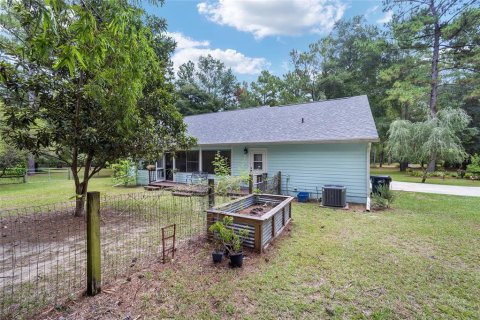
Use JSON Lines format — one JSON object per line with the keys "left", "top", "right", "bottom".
{"left": 370, "top": 175, "right": 392, "bottom": 194}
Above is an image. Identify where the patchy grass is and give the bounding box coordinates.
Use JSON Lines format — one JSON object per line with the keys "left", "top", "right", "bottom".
{"left": 44, "top": 192, "right": 480, "bottom": 319}
{"left": 371, "top": 167, "right": 480, "bottom": 187}
{"left": 0, "top": 169, "right": 144, "bottom": 210}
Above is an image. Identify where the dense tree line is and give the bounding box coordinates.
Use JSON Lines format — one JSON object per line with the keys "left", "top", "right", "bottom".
{"left": 174, "top": 1, "right": 479, "bottom": 167}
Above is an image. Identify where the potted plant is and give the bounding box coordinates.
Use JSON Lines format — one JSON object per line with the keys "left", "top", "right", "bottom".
{"left": 208, "top": 218, "right": 230, "bottom": 263}
{"left": 209, "top": 216, "right": 249, "bottom": 268}
{"left": 208, "top": 222, "right": 225, "bottom": 263}
{"left": 228, "top": 228, "right": 249, "bottom": 268}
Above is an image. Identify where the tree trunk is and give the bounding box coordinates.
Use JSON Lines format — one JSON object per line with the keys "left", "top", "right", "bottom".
{"left": 74, "top": 181, "right": 88, "bottom": 217}
{"left": 75, "top": 193, "right": 86, "bottom": 217}
{"left": 71, "top": 154, "right": 94, "bottom": 217}
{"left": 429, "top": 2, "right": 440, "bottom": 119}
{"left": 421, "top": 169, "right": 428, "bottom": 183}
{"left": 399, "top": 162, "right": 409, "bottom": 172}
{"left": 427, "top": 1, "right": 441, "bottom": 172}
{"left": 379, "top": 149, "right": 384, "bottom": 168}
{"left": 427, "top": 158, "right": 436, "bottom": 173}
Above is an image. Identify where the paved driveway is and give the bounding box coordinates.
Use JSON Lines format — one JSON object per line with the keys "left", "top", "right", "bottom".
{"left": 391, "top": 181, "right": 480, "bottom": 197}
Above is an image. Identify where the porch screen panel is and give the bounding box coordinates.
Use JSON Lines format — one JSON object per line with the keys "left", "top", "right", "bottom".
{"left": 202, "top": 150, "right": 231, "bottom": 174}
{"left": 175, "top": 151, "right": 199, "bottom": 172}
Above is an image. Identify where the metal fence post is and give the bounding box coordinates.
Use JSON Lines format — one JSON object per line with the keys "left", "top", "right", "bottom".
{"left": 208, "top": 179, "right": 215, "bottom": 207}
{"left": 277, "top": 171, "right": 282, "bottom": 195}
{"left": 86, "top": 191, "right": 101, "bottom": 296}
{"left": 249, "top": 174, "right": 253, "bottom": 194}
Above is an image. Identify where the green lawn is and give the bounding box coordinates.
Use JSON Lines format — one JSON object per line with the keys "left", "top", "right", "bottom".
{"left": 371, "top": 167, "right": 480, "bottom": 187}
{"left": 0, "top": 169, "right": 144, "bottom": 210}
{"left": 51, "top": 192, "right": 480, "bottom": 319}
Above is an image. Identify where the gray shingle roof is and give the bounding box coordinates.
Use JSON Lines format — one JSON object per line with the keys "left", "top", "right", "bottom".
{"left": 183, "top": 95, "right": 379, "bottom": 145}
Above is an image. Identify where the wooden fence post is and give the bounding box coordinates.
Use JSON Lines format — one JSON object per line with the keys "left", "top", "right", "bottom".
{"left": 208, "top": 179, "right": 215, "bottom": 207}
{"left": 86, "top": 191, "right": 101, "bottom": 296}
{"left": 277, "top": 171, "right": 282, "bottom": 195}
{"left": 248, "top": 174, "right": 253, "bottom": 194}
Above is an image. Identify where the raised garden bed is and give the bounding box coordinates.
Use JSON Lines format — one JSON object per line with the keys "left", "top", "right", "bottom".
{"left": 207, "top": 194, "right": 294, "bottom": 253}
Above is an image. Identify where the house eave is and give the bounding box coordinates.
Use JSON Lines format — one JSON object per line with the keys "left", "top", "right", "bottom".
{"left": 194, "top": 137, "right": 380, "bottom": 147}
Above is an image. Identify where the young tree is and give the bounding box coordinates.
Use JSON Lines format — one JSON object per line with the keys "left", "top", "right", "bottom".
{"left": 0, "top": 1, "right": 192, "bottom": 216}
{"left": 387, "top": 108, "right": 472, "bottom": 182}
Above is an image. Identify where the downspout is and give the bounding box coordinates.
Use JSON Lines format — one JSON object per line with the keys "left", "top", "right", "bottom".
{"left": 366, "top": 143, "right": 371, "bottom": 212}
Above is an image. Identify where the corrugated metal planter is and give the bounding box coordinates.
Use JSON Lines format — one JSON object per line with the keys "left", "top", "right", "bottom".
{"left": 207, "top": 194, "right": 294, "bottom": 253}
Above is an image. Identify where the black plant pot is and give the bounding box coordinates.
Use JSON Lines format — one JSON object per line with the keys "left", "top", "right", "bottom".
{"left": 212, "top": 251, "right": 223, "bottom": 264}
{"left": 229, "top": 252, "right": 244, "bottom": 268}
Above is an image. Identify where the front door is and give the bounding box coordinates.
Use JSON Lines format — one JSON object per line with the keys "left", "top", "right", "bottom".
{"left": 155, "top": 157, "right": 164, "bottom": 181}
{"left": 250, "top": 149, "right": 267, "bottom": 184}
{"left": 165, "top": 153, "right": 174, "bottom": 181}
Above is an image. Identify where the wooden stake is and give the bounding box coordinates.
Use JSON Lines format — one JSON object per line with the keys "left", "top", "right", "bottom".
{"left": 208, "top": 179, "right": 215, "bottom": 207}
{"left": 86, "top": 191, "right": 101, "bottom": 296}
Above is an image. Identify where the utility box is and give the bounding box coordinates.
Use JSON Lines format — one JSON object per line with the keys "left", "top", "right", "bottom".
{"left": 322, "top": 185, "right": 346, "bottom": 207}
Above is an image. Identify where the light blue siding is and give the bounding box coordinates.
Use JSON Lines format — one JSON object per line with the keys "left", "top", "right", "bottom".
{"left": 153, "top": 142, "right": 369, "bottom": 204}
{"left": 137, "top": 170, "right": 149, "bottom": 185}
{"left": 231, "top": 143, "right": 369, "bottom": 204}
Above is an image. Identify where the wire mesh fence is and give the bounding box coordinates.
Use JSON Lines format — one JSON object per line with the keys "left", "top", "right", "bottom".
{"left": 99, "top": 191, "right": 211, "bottom": 285}
{"left": 253, "top": 171, "right": 281, "bottom": 195}
{"left": 0, "top": 190, "right": 232, "bottom": 319}
{"left": 0, "top": 201, "right": 86, "bottom": 319}
{"left": 0, "top": 168, "right": 113, "bottom": 185}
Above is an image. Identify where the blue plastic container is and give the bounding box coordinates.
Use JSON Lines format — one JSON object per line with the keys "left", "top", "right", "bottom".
{"left": 297, "top": 192, "right": 309, "bottom": 202}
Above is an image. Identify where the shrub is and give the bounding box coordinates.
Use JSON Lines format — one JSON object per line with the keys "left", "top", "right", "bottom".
{"left": 372, "top": 185, "right": 395, "bottom": 210}
{"left": 112, "top": 159, "right": 137, "bottom": 186}
{"left": 466, "top": 154, "right": 480, "bottom": 176}
{"left": 409, "top": 170, "right": 423, "bottom": 177}
{"left": 213, "top": 151, "right": 250, "bottom": 195}
{"left": 465, "top": 172, "right": 472, "bottom": 179}
{"left": 209, "top": 216, "right": 249, "bottom": 254}
{"left": 457, "top": 169, "right": 466, "bottom": 179}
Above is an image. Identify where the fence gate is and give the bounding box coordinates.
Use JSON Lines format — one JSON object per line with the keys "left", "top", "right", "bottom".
{"left": 161, "top": 224, "right": 176, "bottom": 263}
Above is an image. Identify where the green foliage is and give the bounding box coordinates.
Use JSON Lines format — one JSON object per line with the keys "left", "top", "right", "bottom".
{"left": 112, "top": 159, "right": 137, "bottom": 187}
{"left": 466, "top": 154, "right": 480, "bottom": 176}
{"left": 0, "top": 140, "right": 26, "bottom": 177}
{"left": 372, "top": 185, "right": 395, "bottom": 210}
{"left": 212, "top": 152, "right": 230, "bottom": 177}
{"left": 175, "top": 55, "right": 239, "bottom": 115}
{"left": 212, "top": 151, "right": 250, "bottom": 195}
{"left": 208, "top": 216, "right": 249, "bottom": 254}
{"left": 0, "top": 1, "right": 193, "bottom": 214}
{"left": 387, "top": 108, "right": 472, "bottom": 182}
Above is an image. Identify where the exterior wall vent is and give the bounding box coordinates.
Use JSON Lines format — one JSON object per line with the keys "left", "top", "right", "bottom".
{"left": 322, "top": 185, "right": 346, "bottom": 207}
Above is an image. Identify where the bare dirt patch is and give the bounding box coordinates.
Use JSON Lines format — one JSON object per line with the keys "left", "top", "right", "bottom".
{"left": 36, "top": 226, "right": 293, "bottom": 320}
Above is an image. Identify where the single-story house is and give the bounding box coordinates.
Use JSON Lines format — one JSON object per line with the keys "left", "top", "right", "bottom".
{"left": 138, "top": 95, "right": 379, "bottom": 204}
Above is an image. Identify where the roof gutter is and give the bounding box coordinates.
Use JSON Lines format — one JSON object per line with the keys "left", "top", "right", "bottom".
{"left": 194, "top": 137, "right": 380, "bottom": 147}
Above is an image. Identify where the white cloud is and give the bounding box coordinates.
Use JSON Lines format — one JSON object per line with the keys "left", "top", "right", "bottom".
{"left": 197, "top": 0, "right": 346, "bottom": 39}
{"left": 377, "top": 10, "right": 393, "bottom": 24}
{"left": 167, "top": 32, "right": 269, "bottom": 75}
{"left": 365, "top": 5, "right": 379, "bottom": 18}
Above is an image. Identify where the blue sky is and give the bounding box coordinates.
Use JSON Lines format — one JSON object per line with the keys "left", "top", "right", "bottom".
{"left": 146, "top": 0, "right": 392, "bottom": 82}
